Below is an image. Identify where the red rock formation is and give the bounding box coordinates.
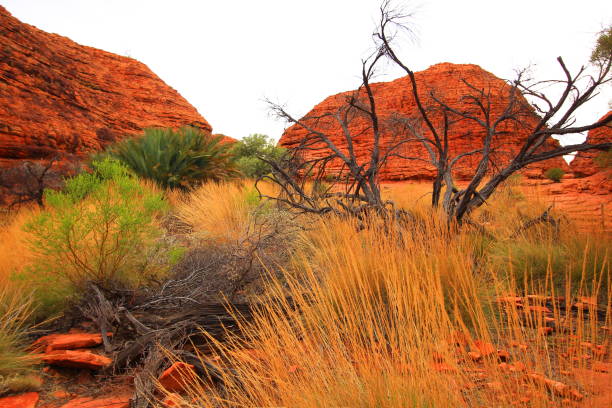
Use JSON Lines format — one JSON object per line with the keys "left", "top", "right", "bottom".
{"left": 213, "top": 133, "right": 239, "bottom": 144}
{"left": 59, "top": 395, "right": 131, "bottom": 408}
{"left": 0, "top": 392, "right": 39, "bottom": 408}
{"left": 0, "top": 5, "right": 211, "bottom": 169}
{"left": 279, "top": 63, "right": 569, "bottom": 180}
{"left": 42, "top": 349, "right": 112, "bottom": 369}
{"left": 31, "top": 332, "right": 111, "bottom": 352}
{"left": 158, "top": 362, "right": 197, "bottom": 393}
{"left": 570, "top": 112, "right": 611, "bottom": 178}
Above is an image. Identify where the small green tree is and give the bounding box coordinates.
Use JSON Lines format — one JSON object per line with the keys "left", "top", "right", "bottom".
{"left": 594, "top": 148, "right": 612, "bottom": 170}
{"left": 544, "top": 167, "right": 565, "bottom": 183}
{"left": 105, "top": 127, "right": 239, "bottom": 190}
{"left": 20, "top": 159, "right": 175, "bottom": 316}
{"left": 591, "top": 26, "right": 612, "bottom": 64}
{"left": 231, "top": 134, "right": 285, "bottom": 179}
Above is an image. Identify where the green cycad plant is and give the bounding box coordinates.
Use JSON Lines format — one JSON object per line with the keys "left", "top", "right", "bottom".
{"left": 106, "top": 127, "right": 239, "bottom": 190}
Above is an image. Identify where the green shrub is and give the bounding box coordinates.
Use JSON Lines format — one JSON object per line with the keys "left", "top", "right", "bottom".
{"left": 544, "top": 167, "right": 565, "bottom": 183}
{"left": 591, "top": 26, "right": 612, "bottom": 64}
{"left": 231, "top": 134, "right": 285, "bottom": 179}
{"left": 594, "top": 147, "right": 612, "bottom": 170}
{"left": 18, "top": 159, "right": 175, "bottom": 317}
{"left": 105, "top": 127, "right": 238, "bottom": 190}
{"left": 489, "top": 234, "right": 609, "bottom": 299}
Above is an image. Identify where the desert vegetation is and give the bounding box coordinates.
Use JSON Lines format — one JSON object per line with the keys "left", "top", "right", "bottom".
{"left": 0, "top": 2, "right": 610, "bottom": 408}
{"left": 0, "top": 159, "right": 609, "bottom": 406}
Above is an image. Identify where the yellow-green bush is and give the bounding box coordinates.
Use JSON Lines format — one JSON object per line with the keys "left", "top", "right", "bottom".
{"left": 17, "top": 159, "right": 180, "bottom": 318}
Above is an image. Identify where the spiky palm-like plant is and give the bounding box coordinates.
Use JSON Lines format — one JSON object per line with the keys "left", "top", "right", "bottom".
{"left": 107, "top": 127, "right": 238, "bottom": 190}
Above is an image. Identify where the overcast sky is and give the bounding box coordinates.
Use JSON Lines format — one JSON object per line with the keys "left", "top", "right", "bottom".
{"left": 3, "top": 0, "right": 611, "bottom": 145}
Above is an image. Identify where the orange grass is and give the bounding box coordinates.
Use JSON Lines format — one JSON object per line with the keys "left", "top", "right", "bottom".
{"left": 159, "top": 211, "right": 609, "bottom": 407}
{"left": 176, "top": 180, "right": 278, "bottom": 243}
{"left": 0, "top": 206, "right": 38, "bottom": 293}
{"left": 154, "top": 179, "right": 609, "bottom": 407}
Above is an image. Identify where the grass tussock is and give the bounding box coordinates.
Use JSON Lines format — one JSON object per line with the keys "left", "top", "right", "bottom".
{"left": 0, "top": 285, "right": 40, "bottom": 396}
{"left": 156, "top": 180, "right": 609, "bottom": 407}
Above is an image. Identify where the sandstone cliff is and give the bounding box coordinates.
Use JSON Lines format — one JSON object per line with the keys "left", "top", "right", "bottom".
{"left": 570, "top": 112, "right": 611, "bottom": 178}
{"left": 0, "top": 5, "right": 211, "bottom": 169}
{"left": 279, "top": 63, "right": 569, "bottom": 181}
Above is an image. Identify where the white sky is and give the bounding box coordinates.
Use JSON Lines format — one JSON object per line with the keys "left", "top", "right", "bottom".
{"left": 2, "top": 0, "right": 611, "bottom": 145}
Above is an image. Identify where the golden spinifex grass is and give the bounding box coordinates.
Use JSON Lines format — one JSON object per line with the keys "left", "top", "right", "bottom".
{"left": 176, "top": 180, "right": 278, "bottom": 243}
{"left": 157, "top": 201, "right": 609, "bottom": 407}
{"left": 0, "top": 283, "right": 40, "bottom": 396}
{"left": 177, "top": 181, "right": 257, "bottom": 243}
{"left": 0, "top": 207, "right": 41, "bottom": 394}
{"left": 0, "top": 206, "right": 37, "bottom": 288}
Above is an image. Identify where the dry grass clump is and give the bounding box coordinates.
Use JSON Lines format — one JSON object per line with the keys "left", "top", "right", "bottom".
{"left": 172, "top": 180, "right": 297, "bottom": 302}
{"left": 176, "top": 181, "right": 263, "bottom": 243}
{"left": 0, "top": 208, "right": 41, "bottom": 395}
{"left": 0, "top": 284, "right": 40, "bottom": 396}
{"left": 0, "top": 206, "right": 37, "bottom": 288}
{"left": 157, "top": 183, "right": 609, "bottom": 407}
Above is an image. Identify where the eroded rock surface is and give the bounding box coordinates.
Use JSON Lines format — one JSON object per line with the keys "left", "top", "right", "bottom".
{"left": 0, "top": 5, "right": 211, "bottom": 170}
{"left": 571, "top": 112, "right": 612, "bottom": 178}
{"left": 279, "top": 63, "right": 569, "bottom": 180}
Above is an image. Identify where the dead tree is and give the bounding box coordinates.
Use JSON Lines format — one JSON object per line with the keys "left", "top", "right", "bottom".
{"left": 0, "top": 156, "right": 62, "bottom": 208}
{"left": 375, "top": 1, "right": 612, "bottom": 223}
{"left": 259, "top": 53, "right": 422, "bottom": 223}
{"left": 261, "top": 1, "right": 610, "bottom": 227}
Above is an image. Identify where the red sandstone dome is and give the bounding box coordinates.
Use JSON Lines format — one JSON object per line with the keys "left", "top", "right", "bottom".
{"left": 570, "top": 112, "right": 611, "bottom": 178}
{"left": 0, "top": 5, "right": 212, "bottom": 169}
{"left": 279, "top": 63, "right": 570, "bottom": 181}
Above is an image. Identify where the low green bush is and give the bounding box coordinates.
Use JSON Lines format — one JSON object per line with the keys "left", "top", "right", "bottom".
{"left": 231, "top": 134, "right": 285, "bottom": 179}
{"left": 489, "top": 233, "right": 609, "bottom": 299}
{"left": 594, "top": 148, "right": 612, "bottom": 170}
{"left": 544, "top": 167, "right": 565, "bottom": 183}
{"left": 105, "top": 127, "right": 239, "bottom": 190}
{"left": 18, "top": 159, "right": 179, "bottom": 318}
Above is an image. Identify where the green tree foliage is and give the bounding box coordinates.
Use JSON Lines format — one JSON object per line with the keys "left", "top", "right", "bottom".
{"left": 544, "top": 167, "right": 565, "bottom": 183}
{"left": 591, "top": 26, "right": 612, "bottom": 64}
{"left": 105, "top": 127, "right": 238, "bottom": 190}
{"left": 20, "top": 159, "right": 178, "bottom": 317}
{"left": 594, "top": 148, "right": 612, "bottom": 170}
{"left": 231, "top": 134, "right": 285, "bottom": 179}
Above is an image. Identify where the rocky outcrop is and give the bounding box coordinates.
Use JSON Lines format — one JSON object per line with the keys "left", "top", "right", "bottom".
{"left": 31, "top": 332, "right": 110, "bottom": 352}
{"left": 0, "top": 392, "right": 39, "bottom": 408}
{"left": 279, "top": 63, "right": 569, "bottom": 180}
{"left": 0, "top": 5, "right": 211, "bottom": 169}
{"left": 570, "top": 112, "right": 611, "bottom": 178}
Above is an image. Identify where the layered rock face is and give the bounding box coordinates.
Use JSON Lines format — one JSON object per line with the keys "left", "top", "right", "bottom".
{"left": 279, "top": 63, "right": 569, "bottom": 181}
{"left": 0, "top": 5, "right": 211, "bottom": 169}
{"left": 570, "top": 112, "right": 611, "bottom": 178}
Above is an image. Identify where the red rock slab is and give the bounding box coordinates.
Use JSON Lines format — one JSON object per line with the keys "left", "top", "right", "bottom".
{"left": 158, "top": 362, "right": 196, "bottom": 393}
{"left": 525, "top": 373, "right": 583, "bottom": 401}
{"left": 32, "top": 332, "right": 112, "bottom": 352}
{"left": 42, "top": 349, "right": 112, "bottom": 370}
{"left": 0, "top": 392, "right": 39, "bottom": 408}
{"left": 524, "top": 305, "right": 551, "bottom": 314}
{"left": 472, "top": 340, "right": 496, "bottom": 357}
{"left": 59, "top": 396, "right": 130, "bottom": 408}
